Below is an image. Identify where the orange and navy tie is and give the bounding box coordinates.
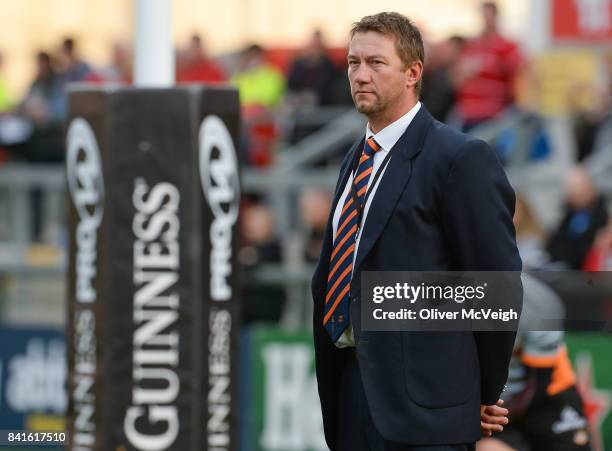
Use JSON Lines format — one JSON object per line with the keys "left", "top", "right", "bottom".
{"left": 324, "top": 137, "right": 381, "bottom": 341}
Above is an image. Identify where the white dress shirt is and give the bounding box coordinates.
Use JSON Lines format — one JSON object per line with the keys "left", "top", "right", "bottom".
{"left": 331, "top": 101, "right": 421, "bottom": 347}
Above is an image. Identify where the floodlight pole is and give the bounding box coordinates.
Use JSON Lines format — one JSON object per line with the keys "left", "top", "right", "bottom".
{"left": 134, "top": 0, "right": 175, "bottom": 86}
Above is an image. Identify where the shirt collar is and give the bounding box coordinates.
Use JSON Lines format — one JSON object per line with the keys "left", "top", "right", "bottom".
{"left": 365, "top": 101, "right": 421, "bottom": 152}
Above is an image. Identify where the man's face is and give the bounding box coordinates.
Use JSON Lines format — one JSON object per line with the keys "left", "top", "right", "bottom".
{"left": 347, "top": 31, "right": 410, "bottom": 117}
{"left": 482, "top": 5, "right": 497, "bottom": 32}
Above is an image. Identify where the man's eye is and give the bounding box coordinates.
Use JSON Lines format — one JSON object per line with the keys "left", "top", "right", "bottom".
{"left": 348, "top": 61, "right": 359, "bottom": 66}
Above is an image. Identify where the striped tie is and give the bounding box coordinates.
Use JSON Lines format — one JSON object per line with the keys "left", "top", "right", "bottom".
{"left": 324, "top": 137, "right": 381, "bottom": 341}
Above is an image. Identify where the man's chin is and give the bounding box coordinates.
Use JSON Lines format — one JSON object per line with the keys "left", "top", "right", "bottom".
{"left": 355, "top": 102, "right": 379, "bottom": 115}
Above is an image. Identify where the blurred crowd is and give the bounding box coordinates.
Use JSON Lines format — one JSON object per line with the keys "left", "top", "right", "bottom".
{"left": 0, "top": 30, "right": 352, "bottom": 166}
{"left": 0, "top": 2, "right": 610, "bottom": 325}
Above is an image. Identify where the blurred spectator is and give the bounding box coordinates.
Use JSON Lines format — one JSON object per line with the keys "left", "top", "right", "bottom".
{"left": 239, "top": 203, "right": 285, "bottom": 323}
{"left": 421, "top": 35, "right": 465, "bottom": 123}
{"left": 514, "top": 195, "right": 549, "bottom": 269}
{"left": 233, "top": 44, "right": 284, "bottom": 166}
{"left": 583, "top": 219, "right": 612, "bottom": 271}
{"left": 231, "top": 44, "right": 285, "bottom": 108}
{"left": 569, "top": 51, "right": 611, "bottom": 162}
{"left": 0, "top": 50, "right": 66, "bottom": 165}
{"left": 547, "top": 167, "right": 609, "bottom": 269}
{"left": 58, "top": 37, "right": 92, "bottom": 83}
{"left": 285, "top": 30, "right": 347, "bottom": 144}
{"left": 2, "top": 52, "right": 68, "bottom": 241}
{"left": 20, "top": 52, "right": 66, "bottom": 132}
{"left": 299, "top": 188, "right": 332, "bottom": 263}
{"left": 584, "top": 113, "right": 612, "bottom": 201}
{"left": 240, "top": 204, "right": 281, "bottom": 263}
{"left": 286, "top": 30, "right": 340, "bottom": 107}
{"left": 571, "top": 100, "right": 607, "bottom": 163}
{"left": 89, "top": 42, "right": 132, "bottom": 84}
{"left": 176, "top": 34, "right": 225, "bottom": 84}
{"left": 0, "top": 52, "right": 11, "bottom": 112}
{"left": 453, "top": 1, "right": 523, "bottom": 131}
{"left": 239, "top": 106, "right": 278, "bottom": 167}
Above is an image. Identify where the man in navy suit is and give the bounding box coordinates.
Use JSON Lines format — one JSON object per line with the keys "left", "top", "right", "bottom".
{"left": 311, "top": 12, "right": 523, "bottom": 451}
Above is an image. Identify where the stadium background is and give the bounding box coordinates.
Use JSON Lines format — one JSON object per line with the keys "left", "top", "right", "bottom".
{"left": 0, "top": 0, "right": 611, "bottom": 450}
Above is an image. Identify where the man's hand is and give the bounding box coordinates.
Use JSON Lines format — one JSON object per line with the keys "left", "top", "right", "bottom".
{"left": 480, "top": 399, "right": 509, "bottom": 437}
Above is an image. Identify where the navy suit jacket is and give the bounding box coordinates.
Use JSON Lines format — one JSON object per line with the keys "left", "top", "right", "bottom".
{"left": 311, "top": 106, "right": 522, "bottom": 447}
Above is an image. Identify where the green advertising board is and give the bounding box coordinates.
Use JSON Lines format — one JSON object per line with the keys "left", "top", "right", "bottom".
{"left": 241, "top": 327, "right": 612, "bottom": 451}
{"left": 241, "top": 326, "right": 327, "bottom": 451}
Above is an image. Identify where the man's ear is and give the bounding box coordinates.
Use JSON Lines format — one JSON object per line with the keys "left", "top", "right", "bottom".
{"left": 405, "top": 60, "right": 423, "bottom": 89}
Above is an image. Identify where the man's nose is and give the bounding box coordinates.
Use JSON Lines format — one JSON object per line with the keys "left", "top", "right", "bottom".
{"left": 351, "top": 63, "right": 372, "bottom": 85}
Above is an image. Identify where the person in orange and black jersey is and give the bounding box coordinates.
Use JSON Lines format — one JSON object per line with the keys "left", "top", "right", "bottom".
{"left": 478, "top": 275, "right": 592, "bottom": 451}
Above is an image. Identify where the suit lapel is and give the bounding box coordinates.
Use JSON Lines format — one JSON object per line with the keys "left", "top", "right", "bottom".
{"left": 353, "top": 107, "right": 434, "bottom": 274}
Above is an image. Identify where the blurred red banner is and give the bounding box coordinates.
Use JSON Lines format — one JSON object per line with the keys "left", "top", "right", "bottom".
{"left": 552, "top": 0, "right": 612, "bottom": 42}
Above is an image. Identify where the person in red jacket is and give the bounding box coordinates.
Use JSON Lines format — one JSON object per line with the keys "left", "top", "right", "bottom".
{"left": 176, "top": 34, "right": 225, "bottom": 84}
{"left": 453, "top": 1, "right": 523, "bottom": 131}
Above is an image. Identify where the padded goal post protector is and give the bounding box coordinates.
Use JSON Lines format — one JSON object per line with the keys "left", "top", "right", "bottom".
{"left": 65, "top": 86, "right": 241, "bottom": 451}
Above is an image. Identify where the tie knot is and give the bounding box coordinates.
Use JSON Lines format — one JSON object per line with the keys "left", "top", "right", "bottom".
{"left": 365, "top": 137, "right": 381, "bottom": 157}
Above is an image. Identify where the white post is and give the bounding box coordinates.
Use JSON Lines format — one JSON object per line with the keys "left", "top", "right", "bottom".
{"left": 134, "top": 0, "right": 175, "bottom": 87}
